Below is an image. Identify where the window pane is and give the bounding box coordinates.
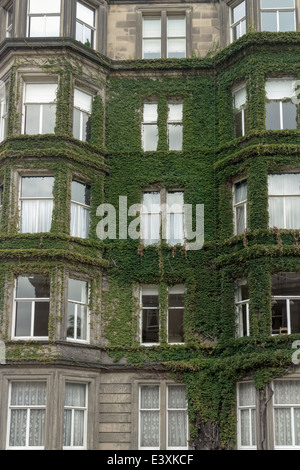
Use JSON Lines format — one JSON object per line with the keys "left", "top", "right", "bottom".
{"left": 71, "top": 181, "right": 91, "bottom": 206}
{"left": 29, "top": 409, "right": 45, "bottom": 447}
{"left": 285, "top": 197, "right": 300, "bottom": 229}
{"left": 29, "top": 17, "right": 45, "bottom": 37}
{"left": 274, "top": 380, "right": 300, "bottom": 404}
{"left": 74, "top": 89, "right": 92, "bottom": 113}
{"left": 274, "top": 408, "right": 292, "bottom": 446}
{"left": 168, "top": 213, "right": 184, "bottom": 244}
{"left": 272, "top": 299, "right": 287, "bottom": 334}
{"left": 241, "top": 409, "right": 251, "bottom": 446}
{"left": 239, "top": 382, "right": 256, "bottom": 406}
{"left": 233, "top": 1, "right": 246, "bottom": 23}
{"left": 168, "top": 103, "right": 183, "bottom": 121}
{"left": 73, "top": 108, "right": 81, "bottom": 140}
{"left": 168, "top": 124, "right": 183, "bottom": 150}
{"left": 140, "top": 411, "right": 160, "bottom": 447}
{"left": 279, "top": 11, "right": 295, "bottom": 31}
{"left": 68, "top": 278, "right": 88, "bottom": 304}
{"left": 142, "top": 309, "right": 159, "bottom": 343}
{"left": 33, "top": 302, "right": 49, "bottom": 337}
{"left": 143, "top": 124, "right": 158, "bottom": 151}
{"left": 234, "top": 180, "right": 247, "bottom": 204}
{"left": 234, "top": 111, "right": 244, "bottom": 137}
{"left": 168, "top": 411, "right": 187, "bottom": 447}
{"left": 266, "top": 79, "right": 295, "bottom": 100}
{"left": 168, "top": 308, "right": 184, "bottom": 342}
{"left": 272, "top": 273, "right": 300, "bottom": 296}
{"left": 141, "top": 385, "right": 159, "bottom": 408}
{"left": 143, "top": 103, "right": 158, "bottom": 122}
{"left": 45, "top": 16, "right": 60, "bottom": 37}
{"left": 168, "top": 293, "right": 184, "bottom": 308}
{"left": 142, "top": 294, "right": 159, "bottom": 308}
{"left": 76, "top": 21, "right": 83, "bottom": 42}
{"left": 15, "top": 301, "right": 32, "bottom": 337}
{"left": 143, "top": 40, "right": 161, "bottom": 59}
{"left": 77, "top": 2, "right": 94, "bottom": 26}
{"left": 143, "top": 18, "right": 161, "bottom": 38}
{"left": 74, "top": 410, "right": 85, "bottom": 446}
{"left": 25, "top": 105, "right": 40, "bottom": 134}
{"left": 42, "top": 104, "right": 56, "bottom": 133}
{"left": 261, "top": 0, "right": 294, "bottom": 8}
{"left": 236, "top": 205, "right": 246, "bottom": 234}
{"left": 21, "top": 176, "right": 54, "bottom": 198}
{"left": 37, "top": 200, "right": 53, "bottom": 232}
{"left": 265, "top": 102, "right": 281, "bottom": 130}
{"left": 143, "top": 192, "right": 160, "bottom": 210}
{"left": 29, "top": 0, "right": 61, "bottom": 14}
{"left": 65, "top": 383, "right": 86, "bottom": 407}
{"left": 282, "top": 101, "right": 297, "bottom": 129}
{"left": 167, "top": 17, "right": 186, "bottom": 37}
{"left": 261, "top": 12, "right": 277, "bottom": 31}
{"left": 234, "top": 87, "right": 246, "bottom": 110}
{"left": 290, "top": 300, "right": 300, "bottom": 334}
{"left": 16, "top": 275, "right": 50, "bottom": 299}
{"left": 67, "top": 303, "right": 75, "bottom": 338}
{"left": 268, "top": 174, "right": 300, "bottom": 195}
{"left": 268, "top": 197, "right": 284, "bottom": 228}
{"left": 167, "top": 39, "right": 186, "bottom": 58}
{"left": 9, "top": 410, "right": 27, "bottom": 446}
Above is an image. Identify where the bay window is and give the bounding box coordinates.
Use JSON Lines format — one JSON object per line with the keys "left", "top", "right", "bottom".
{"left": 27, "top": 0, "right": 61, "bottom": 37}
{"left": 73, "top": 88, "right": 92, "bottom": 142}
{"left": 230, "top": 1, "right": 246, "bottom": 42}
{"left": 70, "top": 180, "right": 91, "bottom": 238}
{"left": 7, "top": 381, "right": 47, "bottom": 449}
{"left": 23, "top": 82, "right": 57, "bottom": 135}
{"left": 233, "top": 85, "right": 246, "bottom": 137}
{"left": 265, "top": 79, "right": 297, "bottom": 130}
{"left": 237, "top": 382, "right": 257, "bottom": 449}
{"left": 272, "top": 272, "right": 300, "bottom": 335}
{"left": 13, "top": 275, "right": 50, "bottom": 339}
{"left": 67, "top": 278, "right": 89, "bottom": 342}
{"left": 139, "top": 384, "right": 188, "bottom": 450}
{"left": 233, "top": 179, "right": 247, "bottom": 235}
{"left": 63, "top": 383, "right": 88, "bottom": 449}
{"left": 268, "top": 174, "right": 300, "bottom": 229}
{"left": 168, "top": 103, "right": 183, "bottom": 150}
{"left": 236, "top": 280, "right": 250, "bottom": 337}
{"left": 261, "top": 0, "right": 296, "bottom": 32}
{"left": 19, "top": 176, "right": 54, "bottom": 233}
{"left": 76, "top": 1, "right": 96, "bottom": 48}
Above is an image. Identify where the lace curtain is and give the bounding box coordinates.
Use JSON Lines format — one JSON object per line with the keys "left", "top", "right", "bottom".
{"left": 9, "top": 382, "right": 46, "bottom": 448}
{"left": 239, "top": 382, "right": 256, "bottom": 447}
{"left": 168, "top": 386, "right": 187, "bottom": 448}
{"left": 274, "top": 380, "right": 300, "bottom": 446}
{"left": 140, "top": 386, "right": 160, "bottom": 448}
{"left": 63, "top": 383, "right": 86, "bottom": 448}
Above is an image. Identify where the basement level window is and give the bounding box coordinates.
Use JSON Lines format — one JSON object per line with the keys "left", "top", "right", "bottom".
{"left": 27, "top": 0, "right": 61, "bottom": 37}
{"left": 261, "top": 0, "right": 296, "bottom": 32}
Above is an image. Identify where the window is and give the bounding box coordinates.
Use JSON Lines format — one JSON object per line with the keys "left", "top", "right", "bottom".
{"left": 0, "top": 87, "right": 8, "bottom": 143}
{"left": 268, "top": 174, "right": 300, "bottom": 229}
{"left": 142, "top": 103, "right": 158, "bottom": 151}
{"left": 142, "top": 14, "right": 186, "bottom": 59}
{"left": 233, "top": 179, "right": 247, "bottom": 235}
{"left": 13, "top": 275, "right": 50, "bottom": 339}
{"left": 76, "top": 1, "right": 96, "bottom": 48}
{"left": 67, "top": 278, "right": 89, "bottom": 342}
{"left": 261, "top": 0, "right": 295, "bottom": 32}
{"left": 23, "top": 83, "right": 57, "bottom": 135}
{"left": 265, "top": 79, "right": 297, "bottom": 130}
{"left": 70, "top": 180, "right": 91, "bottom": 238}
{"left": 236, "top": 280, "right": 250, "bottom": 337}
{"left": 140, "top": 285, "right": 185, "bottom": 345}
{"left": 7, "top": 381, "right": 46, "bottom": 449}
{"left": 6, "top": 4, "right": 13, "bottom": 38}
{"left": 19, "top": 176, "right": 54, "bottom": 233}
{"left": 237, "top": 382, "right": 257, "bottom": 450}
{"left": 141, "top": 189, "right": 184, "bottom": 246}
{"left": 230, "top": 1, "right": 246, "bottom": 42}
{"left": 168, "top": 103, "right": 183, "bottom": 150}
{"left": 273, "top": 380, "right": 300, "bottom": 449}
{"left": 272, "top": 273, "right": 300, "bottom": 335}
{"left": 233, "top": 85, "right": 246, "bottom": 137}
{"left": 63, "top": 383, "right": 88, "bottom": 449}
{"left": 139, "top": 384, "right": 188, "bottom": 450}
{"left": 27, "top": 0, "right": 61, "bottom": 37}
{"left": 73, "top": 88, "right": 92, "bottom": 142}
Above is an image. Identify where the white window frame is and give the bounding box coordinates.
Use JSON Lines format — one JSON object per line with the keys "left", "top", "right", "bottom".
{"left": 272, "top": 379, "right": 300, "bottom": 449}
{"left": 167, "top": 102, "right": 183, "bottom": 150}
{"left": 141, "top": 190, "right": 161, "bottom": 245}
{"left": 142, "top": 16, "right": 162, "bottom": 59}
{"left": 166, "top": 191, "right": 184, "bottom": 245}
{"left": 76, "top": 1, "right": 96, "bottom": 48}
{"left": 237, "top": 382, "right": 257, "bottom": 450}
{"left": 19, "top": 175, "right": 54, "bottom": 234}
{"left": 167, "top": 285, "right": 185, "bottom": 344}
{"left": 70, "top": 180, "right": 91, "bottom": 239}
{"left": 166, "top": 16, "right": 186, "bottom": 59}
{"left": 230, "top": 1, "right": 246, "bottom": 43}
{"left": 73, "top": 88, "right": 93, "bottom": 142}
{"left": 67, "top": 278, "right": 90, "bottom": 343}
{"left": 142, "top": 102, "right": 158, "bottom": 152}
{"left": 233, "top": 84, "right": 246, "bottom": 138}
{"left": 63, "top": 382, "right": 88, "bottom": 450}
{"left": 140, "top": 286, "right": 160, "bottom": 346}
{"left": 271, "top": 296, "right": 300, "bottom": 335}
{"left": 233, "top": 178, "right": 247, "bottom": 235}
{"left": 27, "top": 0, "right": 61, "bottom": 38}
{"left": 260, "top": 0, "right": 296, "bottom": 32}
{"left": 22, "top": 82, "right": 58, "bottom": 135}
{"left": 12, "top": 276, "right": 50, "bottom": 340}
{"left": 265, "top": 78, "right": 297, "bottom": 131}
{"left": 139, "top": 384, "right": 161, "bottom": 450}
{"left": 268, "top": 173, "right": 300, "bottom": 229}
{"left": 166, "top": 385, "right": 189, "bottom": 450}
{"left": 235, "top": 280, "right": 250, "bottom": 338}
{"left": 6, "top": 381, "right": 47, "bottom": 450}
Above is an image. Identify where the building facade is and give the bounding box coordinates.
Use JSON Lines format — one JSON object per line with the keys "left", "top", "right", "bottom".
{"left": 1, "top": 0, "right": 300, "bottom": 450}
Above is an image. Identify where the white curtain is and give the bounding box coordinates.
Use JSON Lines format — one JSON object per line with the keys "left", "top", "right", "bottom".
{"left": 63, "top": 383, "right": 86, "bottom": 448}
{"left": 9, "top": 382, "right": 46, "bottom": 448}
{"left": 167, "top": 192, "right": 184, "bottom": 244}
{"left": 21, "top": 200, "right": 53, "bottom": 233}
{"left": 70, "top": 203, "right": 90, "bottom": 238}
{"left": 142, "top": 193, "right": 160, "bottom": 244}
{"left": 274, "top": 380, "right": 300, "bottom": 447}
{"left": 140, "top": 386, "right": 160, "bottom": 448}
{"left": 167, "top": 386, "right": 187, "bottom": 448}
